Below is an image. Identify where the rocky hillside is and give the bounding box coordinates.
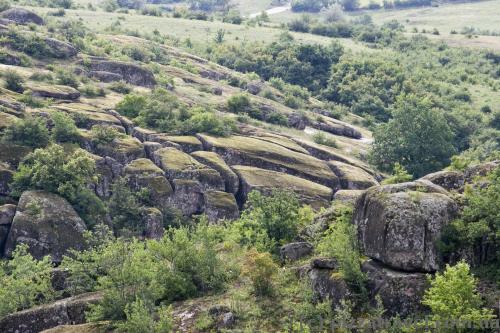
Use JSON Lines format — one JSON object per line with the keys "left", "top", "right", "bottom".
{"left": 0, "top": 6, "right": 498, "bottom": 333}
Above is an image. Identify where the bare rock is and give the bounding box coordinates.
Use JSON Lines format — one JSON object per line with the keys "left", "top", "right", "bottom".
{"left": 87, "top": 60, "right": 156, "bottom": 87}
{"left": 421, "top": 170, "right": 465, "bottom": 191}
{"left": 280, "top": 242, "right": 313, "bottom": 262}
{"left": 203, "top": 190, "right": 239, "bottom": 222}
{"left": 0, "top": 8, "right": 44, "bottom": 25}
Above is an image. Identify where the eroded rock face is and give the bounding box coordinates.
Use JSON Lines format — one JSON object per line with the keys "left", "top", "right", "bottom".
{"left": 0, "top": 292, "right": 103, "bottom": 333}
{"left": 0, "top": 204, "right": 15, "bottom": 253}
{"left": 191, "top": 151, "right": 239, "bottom": 194}
{"left": 280, "top": 242, "right": 313, "bottom": 262}
{"left": 354, "top": 181, "right": 459, "bottom": 272}
{"left": 142, "top": 207, "right": 164, "bottom": 240}
{"left": 0, "top": 163, "right": 14, "bottom": 196}
{"left": 328, "top": 161, "right": 379, "bottom": 190}
{"left": 44, "top": 38, "right": 78, "bottom": 58}
{"left": 203, "top": 190, "right": 239, "bottom": 222}
{"left": 29, "top": 84, "right": 80, "bottom": 100}
{"left": 4, "top": 191, "right": 87, "bottom": 263}
{"left": 0, "top": 8, "right": 44, "bottom": 25}
{"left": 170, "top": 179, "right": 204, "bottom": 216}
{"left": 421, "top": 170, "right": 465, "bottom": 191}
{"left": 362, "top": 260, "right": 428, "bottom": 318}
{"left": 88, "top": 60, "right": 156, "bottom": 87}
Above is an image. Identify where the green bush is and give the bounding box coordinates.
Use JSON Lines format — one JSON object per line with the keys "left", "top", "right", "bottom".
{"left": 0, "top": 244, "right": 55, "bottom": 318}
{"left": 90, "top": 125, "right": 122, "bottom": 145}
{"left": 108, "top": 178, "right": 144, "bottom": 235}
{"left": 2, "top": 116, "right": 49, "bottom": 148}
{"left": 115, "top": 94, "right": 147, "bottom": 118}
{"left": 51, "top": 111, "right": 79, "bottom": 143}
{"left": 381, "top": 162, "right": 413, "bottom": 184}
{"left": 243, "top": 249, "right": 278, "bottom": 297}
{"left": 227, "top": 93, "right": 251, "bottom": 113}
{"left": 109, "top": 80, "right": 132, "bottom": 94}
{"left": 312, "top": 132, "right": 337, "bottom": 148}
{"left": 3, "top": 70, "right": 24, "bottom": 92}
{"left": 12, "top": 144, "right": 104, "bottom": 225}
{"left": 181, "top": 108, "right": 235, "bottom": 137}
{"left": 55, "top": 67, "right": 79, "bottom": 88}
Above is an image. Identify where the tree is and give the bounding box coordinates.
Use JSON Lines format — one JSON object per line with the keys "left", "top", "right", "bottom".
{"left": 381, "top": 162, "right": 413, "bottom": 184}
{"left": 51, "top": 111, "right": 79, "bottom": 143}
{"left": 422, "top": 261, "right": 494, "bottom": 331}
{"left": 371, "top": 95, "right": 455, "bottom": 177}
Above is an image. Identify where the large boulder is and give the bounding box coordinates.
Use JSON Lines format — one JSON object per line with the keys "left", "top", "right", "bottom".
{"left": 354, "top": 181, "right": 459, "bottom": 272}
{"left": 0, "top": 204, "right": 15, "bottom": 252}
{"left": 421, "top": 170, "right": 465, "bottom": 191}
{"left": 198, "top": 135, "right": 338, "bottom": 190}
{"left": 332, "top": 189, "right": 365, "bottom": 205}
{"left": 362, "top": 260, "right": 429, "bottom": 318}
{"left": 328, "top": 161, "right": 379, "bottom": 190}
{"left": 28, "top": 84, "right": 80, "bottom": 100}
{"left": 280, "top": 242, "right": 313, "bottom": 262}
{"left": 152, "top": 147, "right": 224, "bottom": 192}
{"left": 4, "top": 191, "right": 87, "bottom": 263}
{"left": 203, "top": 190, "right": 239, "bottom": 222}
{"left": 0, "top": 162, "right": 14, "bottom": 196}
{"left": 0, "top": 292, "right": 103, "bottom": 333}
{"left": 94, "top": 136, "right": 145, "bottom": 165}
{"left": 232, "top": 165, "right": 333, "bottom": 209}
{"left": 92, "top": 156, "right": 122, "bottom": 198}
{"left": 305, "top": 259, "right": 349, "bottom": 309}
{"left": 311, "top": 117, "right": 362, "bottom": 139}
{"left": 191, "top": 151, "right": 239, "bottom": 194}
{"left": 149, "top": 135, "right": 203, "bottom": 153}
{"left": 44, "top": 38, "right": 78, "bottom": 58}
{"left": 0, "top": 8, "right": 44, "bottom": 25}
{"left": 142, "top": 207, "right": 164, "bottom": 240}
{"left": 87, "top": 60, "right": 156, "bottom": 87}
{"left": 170, "top": 179, "right": 204, "bottom": 216}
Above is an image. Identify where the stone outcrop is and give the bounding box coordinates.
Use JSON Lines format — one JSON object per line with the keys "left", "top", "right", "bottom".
{"left": 311, "top": 117, "right": 362, "bottom": 139}
{"left": 29, "top": 84, "right": 80, "bottom": 100}
{"left": 4, "top": 191, "right": 87, "bottom": 263}
{"left": 0, "top": 8, "right": 44, "bottom": 25}
{"left": 0, "top": 292, "right": 103, "bottom": 333}
{"left": 328, "top": 161, "right": 379, "bottom": 190}
{"left": 0, "top": 204, "right": 15, "bottom": 252}
{"left": 199, "top": 135, "right": 338, "bottom": 190}
{"left": 93, "top": 136, "right": 145, "bottom": 165}
{"left": 0, "top": 162, "right": 14, "bottom": 196}
{"left": 280, "top": 242, "right": 313, "bottom": 262}
{"left": 191, "top": 151, "right": 239, "bottom": 194}
{"left": 87, "top": 59, "right": 156, "bottom": 87}
{"left": 152, "top": 147, "right": 224, "bottom": 192}
{"left": 203, "top": 190, "right": 239, "bottom": 222}
{"left": 149, "top": 135, "right": 202, "bottom": 153}
{"left": 233, "top": 165, "right": 333, "bottom": 209}
{"left": 362, "top": 260, "right": 429, "bottom": 317}
{"left": 44, "top": 38, "right": 78, "bottom": 58}
{"left": 332, "top": 189, "right": 365, "bottom": 205}
{"left": 170, "top": 179, "right": 204, "bottom": 216}
{"left": 142, "top": 207, "right": 164, "bottom": 239}
{"left": 354, "top": 181, "right": 459, "bottom": 272}
{"left": 421, "top": 170, "right": 465, "bottom": 191}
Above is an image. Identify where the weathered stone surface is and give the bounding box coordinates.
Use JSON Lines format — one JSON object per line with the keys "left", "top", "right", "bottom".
{"left": 203, "top": 190, "right": 239, "bottom": 222}
{"left": 94, "top": 136, "right": 145, "bottom": 165}
{"left": 142, "top": 207, "right": 164, "bottom": 239}
{"left": 4, "top": 191, "right": 87, "bottom": 263}
{"left": 332, "top": 189, "right": 365, "bottom": 205}
{"left": 0, "top": 162, "right": 14, "bottom": 195}
{"left": 328, "top": 161, "right": 379, "bottom": 190}
{"left": 354, "top": 181, "right": 459, "bottom": 272}
{"left": 311, "top": 257, "right": 338, "bottom": 270}
{"left": 308, "top": 267, "right": 349, "bottom": 309}
{"left": 280, "top": 242, "right": 313, "bottom": 262}
{"left": 311, "top": 117, "right": 362, "bottom": 139}
{"left": 152, "top": 147, "right": 224, "bottom": 191}
{"left": 87, "top": 60, "right": 156, "bottom": 87}
{"left": 421, "top": 170, "right": 465, "bottom": 191}
{"left": 198, "top": 135, "right": 338, "bottom": 190}
{"left": 51, "top": 104, "right": 122, "bottom": 129}
{"left": 150, "top": 135, "right": 202, "bottom": 153}
{"left": 131, "top": 127, "right": 157, "bottom": 142}
{"left": 92, "top": 156, "right": 122, "bottom": 198}
{"left": 41, "top": 322, "right": 110, "bottom": 333}
{"left": 89, "top": 70, "right": 123, "bottom": 82}
{"left": 170, "top": 179, "right": 204, "bottom": 216}
{"left": 44, "top": 38, "right": 78, "bottom": 58}
{"left": 29, "top": 84, "right": 80, "bottom": 100}
{"left": 0, "top": 8, "right": 44, "bottom": 25}
{"left": 0, "top": 49, "right": 25, "bottom": 66}
{"left": 191, "top": 151, "right": 239, "bottom": 194}
{"left": 0, "top": 204, "right": 15, "bottom": 252}
{"left": 0, "top": 292, "right": 103, "bottom": 333}
{"left": 362, "top": 260, "right": 429, "bottom": 318}
{"left": 233, "top": 165, "right": 333, "bottom": 209}
{"left": 0, "top": 142, "right": 32, "bottom": 168}
{"left": 124, "top": 158, "right": 173, "bottom": 206}
{"left": 464, "top": 160, "right": 499, "bottom": 183}
{"left": 246, "top": 80, "right": 263, "bottom": 95}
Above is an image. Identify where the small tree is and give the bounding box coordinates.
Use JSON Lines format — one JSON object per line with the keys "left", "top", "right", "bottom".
{"left": 381, "top": 162, "right": 413, "bottom": 184}
{"left": 422, "top": 261, "right": 494, "bottom": 331}
{"left": 51, "top": 111, "right": 79, "bottom": 143}
{"left": 243, "top": 249, "right": 278, "bottom": 297}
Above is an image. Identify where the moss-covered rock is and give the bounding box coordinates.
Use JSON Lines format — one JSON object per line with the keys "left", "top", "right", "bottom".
{"left": 94, "top": 136, "right": 145, "bottom": 165}
{"left": 150, "top": 135, "right": 203, "bottom": 153}
{"left": 232, "top": 165, "right": 333, "bottom": 209}
{"left": 4, "top": 191, "right": 87, "bottom": 263}
{"left": 354, "top": 181, "right": 458, "bottom": 272}
{"left": 311, "top": 117, "right": 362, "bottom": 139}
{"left": 0, "top": 111, "right": 18, "bottom": 131}
{"left": 199, "top": 135, "right": 338, "bottom": 189}
{"left": 41, "top": 322, "right": 110, "bottom": 333}
{"left": 191, "top": 151, "right": 239, "bottom": 194}
{"left": 0, "top": 292, "right": 103, "bottom": 333}
{"left": 0, "top": 204, "right": 15, "bottom": 254}
{"left": 92, "top": 155, "right": 122, "bottom": 198}
{"left": 87, "top": 59, "right": 156, "bottom": 87}
{"left": 170, "top": 179, "right": 204, "bottom": 216}
{"left": 142, "top": 207, "right": 164, "bottom": 240}
{"left": 49, "top": 103, "right": 122, "bottom": 129}
{"left": 0, "top": 8, "right": 44, "bottom": 25}
{"left": 0, "top": 162, "right": 14, "bottom": 196}
{"left": 152, "top": 147, "right": 224, "bottom": 191}
{"left": 332, "top": 189, "right": 365, "bottom": 205}
{"left": 328, "top": 161, "right": 379, "bottom": 190}
{"left": 203, "top": 190, "right": 239, "bottom": 222}
{"left": 27, "top": 84, "right": 80, "bottom": 100}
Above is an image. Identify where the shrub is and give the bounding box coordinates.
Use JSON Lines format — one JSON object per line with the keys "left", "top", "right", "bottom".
{"left": 0, "top": 244, "right": 55, "bottom": 318}
{"left": 227, "top": 93, "right": 251, "bottom": 113}
{"left": 109, "top": 80, "right": 132, "bottom": 94}
{"left": 243, "top": 249, "right": 278, "bottom": 297}
{"left": 51, "top": 111, "right": 79, "bottom": 143}
{"left": 80, "top": 84, "right": 106, "bottom": 97}
{"left": 90, "top": 125, "right": 122, "bottom": 145}
{"left": 108, "top": 178, "right": 144, "bottom": 234}
{"left": 2, "top": 116, "right": 49, "bottom": 148}
{"left": 3, "top": 70, "right": 24, "bottom": 92}
{"left": 181, "top": 108, "right": 235, "bottom": 137}
{"left": 381, "top": 162, "right": 413, "bottom": 184}
{"left": 115, "top": 94, "right": 147, "bottom": 118}
{"left": 18, "top": 90, "right": 48, "bottom": 108}
{"left": 422, "top": 261, "right": 494, "bottom": 327}
{"left": 12, "top": 144, "right": 104, "bottom": 224}
{"left": 312, "top": 132, "right": 337, "bottom": 148}
{"left": 55, "top": 67, "right": 79, "bottom": 88}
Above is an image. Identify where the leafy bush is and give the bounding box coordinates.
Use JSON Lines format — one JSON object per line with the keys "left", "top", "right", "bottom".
{"left": 51, "top": 111, "right": 79, "bottom": 143}
{"left": 243, "top": 249, "right": 278, "bottom": 297}
{"left": 181, "top": 108, "right": 235, "bottom": 137}
{"left": 0, "top": 244, "right": 55, "bottom": 318}
{"left": 116, "top": 94, "right": 147, "bottom": 118}
{"left": 422, "top": 261, "right": 494, "bottom": 327}
{"left": 12, "top": 144, "right": 104, "bottom": 225}
{"left": 312, "top": 132, "right": 337, "bottom": 148}
{"left": 55, "top": 67, "right": 79, "bottom": 88}
{"left": 109, "top": 80, "right": 132, "bottom": 94}
{"left": 2, "top": 116, "right": 49, "bottom": 148}
{"left": 227, "top": 93, "right": 251, "bottom": 113}
{"left": 3, "top": 70, "right": 24, "bottom": 92}
{"left": 90, "top": 125, "right": 122, "bottom": 145}
{"left": 381, "top": 162, "right": 413, "bottom": 184}
{"left": 108, "top": 178, "right": 144, "bottom": 234}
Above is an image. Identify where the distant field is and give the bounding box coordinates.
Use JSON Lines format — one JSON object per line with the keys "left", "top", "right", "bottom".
{"left": 28, "top": 6, "right": 373, "bottom": 52}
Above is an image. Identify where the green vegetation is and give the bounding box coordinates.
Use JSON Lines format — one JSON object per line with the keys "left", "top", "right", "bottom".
{"left": 381, "top": 162, "right": 413, "bottom": 184}
{"left": 2, "top": 116, "right": 50, "bottom": 148}
{"left": 0, "top": 245, "right": 55, "bottom": 318}
{"left": 51, "top": 111, "right": 79, "bottom": 143}
{"left": 3, "top": 70, "right": 24, "bottom": 93}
